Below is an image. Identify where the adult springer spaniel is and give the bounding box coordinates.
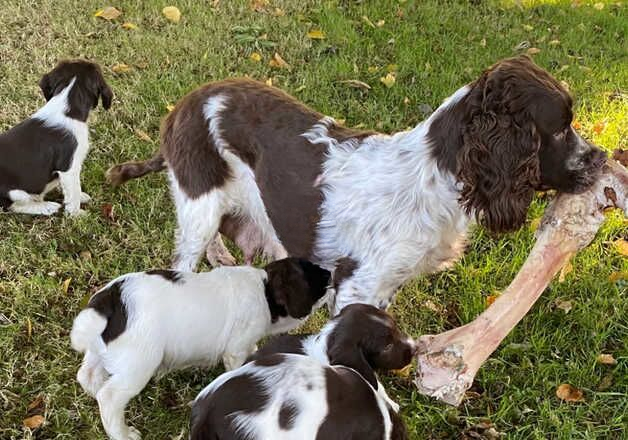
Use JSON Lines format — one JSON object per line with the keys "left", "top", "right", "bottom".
{"left": 0, "top": 60, "right": 112, "bottom": 215}
{"left": 107, "top": 55, "right": 606, "bottom": 313}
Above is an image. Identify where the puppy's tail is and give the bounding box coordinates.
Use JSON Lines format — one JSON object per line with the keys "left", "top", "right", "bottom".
{"left": 105, "top": 153, "right": 166, "bottom": 186}
{"left": 70, "top": 308, "right": 107, "bottom": 353}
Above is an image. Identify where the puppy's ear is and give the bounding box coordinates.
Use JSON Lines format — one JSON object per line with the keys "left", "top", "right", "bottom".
{"left": 328, "top": 337, "right": 378, "bottom": 389}
{"left": 39, "top": 73, "right": 54, "bottom": 101}
{"left": 99, "top": 80, "right": 113, "bottom": 110}
{"left": 297, "top": 259, "right": 330, "bottom": 301}
{"left": 265, "top": 258, "right": 317, "bottom": 319}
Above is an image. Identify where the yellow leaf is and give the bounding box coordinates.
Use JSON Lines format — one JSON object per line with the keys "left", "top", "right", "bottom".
{"left": 112, "top": 63, "right": 132, "bottom": 74}
{"left": 26, "top": 317, "right": 32, "bottom": 338}
{"left": 307, "top": 29, "right": 325, "bottom": 40}
{"left": 392, "top": 363, "right": 412, "bottom": 377}
{"left": 362, "top": 15, "right": 376, "bottom": 28}
{"left": 94, "top": 6, "right": 121, "bottom": 20}
{"left": 523, "top": 24, "right": 534, "bottom": 31}
{"left": 367, "top": 66, "right": 379, "bottom": 73}
{"left": 549, "top": 39, "right": 560, "bottom": 46}
{"left": 608, "top": 271, "right": 628, "bottom": 282}
{"left": 376, "top": 19, "right": 385, "bottom": 27}
{"left": 250, "top": 0, "right": 268, "bottom": 12}
{"left": 556, "top": 383, "right": 585, "bottom": 402}
{"left": 592, "top": 121, "right": 606, "bottom": 134}
{"left": 273, "top": 7, "right": 285, "bottom": 17}
{"left": 121, "top": 22, "right": 137, "bottom": 30}
{"left": 558, "top": 260, "right": 573, "bottom": 283}
{"left": 23, "top": 415, "right": 45, "bottom": 429}
{"left": 403, "top": 96, "right": 410, "bottom": 105}
{"left": 593, "top": 2, "right": 604, "bottom": 10}
{"left": 265, "top": 78, "right": 273, "bottom": 86}
{"left": 485, "top": 293, "right": 500, "bottom": 308}
{"left": 250, "top": 52, "right": 262, "bottom": 62}
{"left": 166, "top": 104, "right": 175, "bottom": 112}
{"left": 596, "top": 353, "right": 617, "bottom": 365}
{"left": 62, "top": 278, "right": 72, "bottom": 294}
{"left": 526, "top": 47, "right": 541, "bottom": 55}
{"left": 134, "top": 129, "right": 153, "bottom": 143}
{"left": 614, "top": 239, "right": 628, "bottom": 256}
{"left": 380, "top": 73, "right": 396, "bottom": 88}
{"left": 479, "top": 38, "right": 486, "bottom": 47}
{"left": 162, "top": 6, "right": 181, "bottom": 23}
{"left": 335, "top": 118, "right": 346, "bottom": 126}
{"left": 269, "top": 53, "right": 289, "bottom": 69}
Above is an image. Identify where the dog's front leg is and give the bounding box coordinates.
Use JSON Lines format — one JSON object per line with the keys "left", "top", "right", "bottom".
{"left": 58, "top": 170, "right": 85, "bottom": 216}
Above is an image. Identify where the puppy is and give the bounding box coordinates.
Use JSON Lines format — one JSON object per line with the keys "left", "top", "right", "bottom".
{"left": 190, "top": 304, "right": 415, "bottom": 440}
{"left": 0, "top": 60, "right": 112, "bottom": 215}
{"left": 70, "top": 258, "right": 330, "bottom": 440}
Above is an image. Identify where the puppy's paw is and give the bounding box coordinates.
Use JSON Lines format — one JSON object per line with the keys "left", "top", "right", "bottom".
{"left": 41, "top": 201, "right": 62, "bottom": 216}
{"left": 80, "top": 192, "right": 92, "bottom": 204}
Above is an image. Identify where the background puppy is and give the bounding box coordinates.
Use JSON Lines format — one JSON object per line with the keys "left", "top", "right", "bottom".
{"left": 189, "top": 305, "right": 416, "bottom": 440}
{"left": 0, "top": 60, "right": 112, "bottom": 215}
{"left": 70, "top": 257, "right": 330, "bottom": 440}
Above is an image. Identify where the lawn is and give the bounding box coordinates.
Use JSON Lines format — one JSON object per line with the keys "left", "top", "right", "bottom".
{"left": 0, "top": 0, "right": 626, "bottom": 438}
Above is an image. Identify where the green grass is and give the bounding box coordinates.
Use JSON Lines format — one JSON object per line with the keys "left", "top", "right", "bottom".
{"left": 0, "top": 0, "right": 626, "bottom": 438}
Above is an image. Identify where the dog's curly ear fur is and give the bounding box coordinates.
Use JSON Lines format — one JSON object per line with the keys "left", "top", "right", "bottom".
{"left": 457, "top": 57, "right": 541, "bottom": 233}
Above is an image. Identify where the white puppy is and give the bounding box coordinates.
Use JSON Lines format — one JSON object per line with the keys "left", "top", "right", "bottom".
{"left": 70, "top": 258, "right": 330, "bottom": 440}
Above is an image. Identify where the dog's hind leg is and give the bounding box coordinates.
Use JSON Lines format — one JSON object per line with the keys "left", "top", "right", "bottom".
{"left": 7, "top": 190, "right": 61, "bottom": 215}
{"left": 77, "top": 350, "right": 108, "bottom": 398}
{"left": 171, "top": 178, "right": 225, "bottom": 272}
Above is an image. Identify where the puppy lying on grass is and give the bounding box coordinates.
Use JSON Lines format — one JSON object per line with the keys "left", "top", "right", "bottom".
{"left": 70, "top": 257, "right": 330, "bottom": 440}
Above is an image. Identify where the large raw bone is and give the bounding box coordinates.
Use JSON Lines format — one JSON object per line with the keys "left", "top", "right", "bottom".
{"left": 414, "top": 159, "right": 628, "bottom": 406}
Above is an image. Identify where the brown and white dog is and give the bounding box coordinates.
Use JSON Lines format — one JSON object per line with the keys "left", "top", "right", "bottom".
{"left": 107, "top": 55, "right": 605, "bottom": 313}
{"left": 1, "top": 60, "right": 112, "bottom": 215}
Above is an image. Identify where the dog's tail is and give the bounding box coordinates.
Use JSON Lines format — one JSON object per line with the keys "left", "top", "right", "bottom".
{"left": 105, "top": 153, "right": 166, "bottom": 186}
{"left": 70, "top": 308, "right": 107, "bottom": 353}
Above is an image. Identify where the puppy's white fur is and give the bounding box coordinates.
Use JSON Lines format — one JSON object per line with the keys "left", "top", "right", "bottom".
{"left": 71, "top": 266, "right": 306, "bottom": 440}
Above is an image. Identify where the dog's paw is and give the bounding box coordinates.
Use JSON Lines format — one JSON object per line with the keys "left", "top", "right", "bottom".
{"left": 40, "top": 201, "right": 62, "bottom": 216}
{"left": 80, "top": 192, "right": 92, "bottom": 204}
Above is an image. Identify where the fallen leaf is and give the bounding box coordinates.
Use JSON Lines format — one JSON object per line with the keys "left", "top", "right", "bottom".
{"left": 101, "top": 203, "right": 115, "bottom": 222}
{"left": 593, "top": 2, "right": 604, "bottom": 10}
{"left": 403, "top": 96, "right": 410, "bottom": 105}
{"left": 162, "top": 6, "right": 181, "bottom": 23}
{"left": 135, "top": 61, "right": 149, "bottom": 69}
{"left": 62, "top": 278, "right": 72, "bottom": 294}
{"left": 526, "top": 47, "right": 541, "bottom": 55}
{"left": 392, "top": 363, "right": 412, "bottom": 377}
{"left": 249, "top": 52, "right": 262, "bottom": 62}
{"left": 23, "top": 415, "right": 45, "bottom": 429}
{"left": 597, "top": 373, "right": 613, "bottom": 390}
{"left": 556, "top": 383, "right": 585, "bottom": 402}
{"left": 572, "top": 120, "right": 582, "bottom": 130}
{"left": 479, "top": 38, "right": 486, "bottom": 47}
{"left": 486, "top": 292, "right": 500, "bottom": 307}
{"left": 558, "top": 260, "right": 573, "bottom": 283}
{"left": 612, "top": 149, "right": 628, "bottom": 167}
{"left": 608, "top": 271, "right": 628, "bottom": 282}
{"left": 79, "top": 250, "right": 92, "bottom": 261}
{"left": 554, "top": 298, "right": 573, "bottom": 313}
{"left": 549, "top": 39, "right": 560, "bottom": 46}
{"left": 265, "top": 78, "right": 273, "bottom": 86}
{"left": 272, "top": 7, "right": 285, "bottom": 16}
{"left": 335, "top": 118, "right": 346, "bottom": 126}
{"left": 27, "top": 395, "right": 45, "bottom": 413}
{"left": 367, "top": 66, "right": 379, "bottom": 73}
{"left": 380, "top": 73, "right": 396, "bottom": 88}
{"left": 376, "top": 19, "right": 385, "bottom": 27}
{"left": 423, "top": 300, "right": 443, "bottom": 313}
{"left": 250, "top": 0, "right": 268, "bottom": 11}
{"left": 121, "top": 22, "right": 137, "bottom": 30}
{"left": 614, "top": 239, "right": 628, "bottom": 256}
{"left": 592, "top": 121, "right": 606, "bottom": 134}
{"left": 26, "top": 317, "right": 32, "bottom": 339}
{"left": 111, "top": 63, "right": 132, "bottom": 74}
{"left": 166, "top": 104, "right": 175, "bottom": 112}
{"left": 94, "top": 6, "right": 121, "bottom": 20}
{"left": 523, "top": 24, "right": 534, "bottom": 31}
{"left": 268, "top": 53, "right": 289, "bottom": 69}
{"left": 134, "top": 129, "right": 154, "bottom": 143}
{"left": 307, "top": 29, "right": 325, "bottom": 40}
{"left": 597, "top": 353, "right": 617, "bottom": 365}
{"left": 338, "top": 79, "right": 371, "bottom": 90}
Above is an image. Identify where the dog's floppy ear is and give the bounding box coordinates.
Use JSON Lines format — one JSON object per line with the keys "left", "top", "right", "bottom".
{"left": 327, "top": 322, "right": 378, "bottom": 389}
{"left": 265, "top": 258, "right": 317, "bottom": 319}
{"left": 39, "top": 73, "right": 54, "bottom": 101}
{"left": 98, "top": 80, "right": 113, "bottom": 110}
